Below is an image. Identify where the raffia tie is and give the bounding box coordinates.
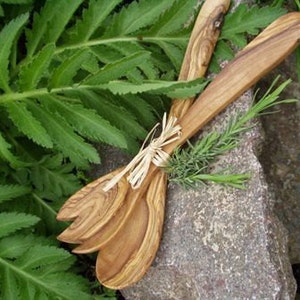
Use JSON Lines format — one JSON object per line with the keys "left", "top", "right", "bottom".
{"left": 103, "top": 113, "right": 181, "bottom": 192}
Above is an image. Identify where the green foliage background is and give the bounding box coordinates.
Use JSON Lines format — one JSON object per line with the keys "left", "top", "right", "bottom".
{"left": 0, "top": 0, "right": 287, "bottom": 299}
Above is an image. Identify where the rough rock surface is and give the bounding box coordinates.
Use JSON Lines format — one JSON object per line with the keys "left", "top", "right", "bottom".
{"left": 121, "top": 90, "right": 296, "bottom": 300}
{"left": 259, "top": 56, "right": 300, "bottom": 266}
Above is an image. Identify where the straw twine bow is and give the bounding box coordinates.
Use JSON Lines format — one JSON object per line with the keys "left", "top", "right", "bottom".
{"left": 103, "top": 113, "right": 181, "bottom": 192}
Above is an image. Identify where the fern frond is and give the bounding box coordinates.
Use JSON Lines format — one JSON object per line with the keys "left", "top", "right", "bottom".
{"left": 43, "top": 0, "right": 83, "bottom": 45}
{"left": 27, "top": 102, "right": 100, "bottom": 167}
{"left": 18, "top": 43, "right": 55, "bottom": 91}
{"left": 49, "top": 49, "right": 91, "bottom": 88}
{"left": 105, "top": 0, "right": 173, "bottom": 36}
{"left": 147, "top": 0, "right": 198, "bottom": 36}
{"left": 26, "top": 1, "right": 61, "bottom": 56}
{"left": 41, "top": 94, "right": 128, "bottom": 149}
{"left": 0, "top": 234, "right": 43, "bottom": 259}
{"left": 5, "top": 101, "right": 53, "bottom": 148}
{"left": 0, "top": 235, "right": 92, "bottom": 300}
{"left": 79, "top": 90, "right": 147, "bottom": 140}
{"left": 156, "top": 41, "right": 184, "bottom": 72}
{"left": 30, "top": 154, "right": 81, "bottom": 200}
{"left": 0, "top": 0, "right": 32, "bottom": 3}
{"left": 221, "top": 4, "right": 286, "bottom": 47}
{"left": 99, "top": 77, "right": 208, "bottom": 97}
{"left": 15, "top": 244, "right": 74, "bottom": 271}
{"left": 83, "top": 50, "right": 150, "bottom": 85}
{"left": 0, "top": 185, "right": 30, "bottom": 203}
{"left": 117, "top": 94, "right": 156, "bottom": 128}
{"left": 0, "top": 212, "right": 40, "bottom": 238}
{"left": 0, "top": 13, "right": 28, "bottom": 92}
{"left": 26, "top": 1, "right": 83, "bottom": 56}
{"left": 108, "top": 42, "right": 158, "bottom": 80}
{"left": 0, "top": 132, "right": 24, "bottom": 167}
{"left": 67, "top": 0, "right": 121, "bottom": 43}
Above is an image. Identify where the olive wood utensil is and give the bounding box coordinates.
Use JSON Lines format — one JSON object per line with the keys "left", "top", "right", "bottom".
{"left": 57, "top": 0, "right": 229, "bottom": 245}
{"left": 57, "top": 0, "right": 229, "bottom": 289}
{"left": 57, "top": 8, "right": 300, "bottom": 289}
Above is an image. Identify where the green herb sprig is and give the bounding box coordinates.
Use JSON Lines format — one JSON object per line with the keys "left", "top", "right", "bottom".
{"left": 166, "top": 77, "right": 297, "bottom": 189}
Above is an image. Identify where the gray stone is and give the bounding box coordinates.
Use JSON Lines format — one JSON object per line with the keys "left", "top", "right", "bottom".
{"left": 259, "top": 56, "right": 300, "bottom": 265}
{"left": 121, "top": 90, "right": 296, "bottom": 299}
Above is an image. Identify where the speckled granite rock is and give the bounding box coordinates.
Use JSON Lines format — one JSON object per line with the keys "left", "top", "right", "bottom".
{"left": 121, "top": 90, "right": 296, "bottom": 300}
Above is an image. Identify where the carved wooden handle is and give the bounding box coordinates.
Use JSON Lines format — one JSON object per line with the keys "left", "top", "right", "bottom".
{"left": 166, "top": 12, "right": 300, "bottom": 153}
{"left": 170, "top": 0, "right": 230, "bottom": 119}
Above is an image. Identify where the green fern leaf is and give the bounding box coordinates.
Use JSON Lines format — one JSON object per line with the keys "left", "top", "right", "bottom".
{"left": 67, "top": 0, "right": 121, "bottom": 43}
{"left": 49, "top": 49, "right": 91, "bottom": 88}
{"left": 27, "top": 102, "right": 100, "bottom": 167}
{"left": 30, "top": 154, "right": 81, "bottom": 200}
{"left": 0, "top": 212, "right": 40, "bottom": 238}
{"left": 147, "top": 0, "right": 198, "bottom": 36}
{"left": 15, "top": 245, "right": 73, "bottom": 271}
{"left": 26, "top": 1, "right": 82, "bottom": 56}
{"left": 41, "top": 94, "right": 128, "bottom": 149}
{"left": 117, "top": 94, "right": 156, "bottom": 128}
{"left": 99, "top": 77, "right": 207, "bottom": 96}
{"left": 164, "top": 78, "right": 209, "bottom": 98}
{"left": 0, "top": 235, "right": 92, "bottom": 300}
{"left": 0, "top": 132, "right": 24, "bottom": 167}
{"left": 83, "top": 50, "right": 150, "bottom": 85}
{"left": 109, "top": 42, "right": 158, "bottom": 80}
{"left": 0, "top": 13, "right": 28, "bottom": 92}
{"left": 18, "top": 43, "right": 55, "bottom": 90}
{"left": 0, "top": 0, "right": 32, "bottom": 3}
{"left": 4, "top": 101, "right": 53, "bottom": 148}
{"left": 0, "top": 185, "right": 30, "bottom": 203}
{"left": 105, "top": 0, "right": 173, "bottom": 36}
{"left": 221, "top": 4, "right": 286, "bottom": 47}
{"left": 26, "top": 1, "right": 61, "bottom": 56}
{"left": 43, "top": 0, "right": 83, "bottom": 45}
{"left": 156, "top": 41, "right": 184, "bottom": 72}
{"left": 80, "top": 90, "right": 147, "bottom": 140}
{"left": 0, "top": 234, "right": 49, "bottom": 259}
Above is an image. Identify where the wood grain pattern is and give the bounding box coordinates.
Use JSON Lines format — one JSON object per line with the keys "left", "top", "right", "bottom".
{"left": 57, "top": 0, "right": 229, "bottom": 259}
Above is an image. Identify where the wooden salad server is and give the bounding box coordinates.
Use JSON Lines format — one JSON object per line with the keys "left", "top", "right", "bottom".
{"left": 57, "top": 0, "right": 229, "bottom": 288}
{"left": 57, "top": 5, "right": 300, "bottom": 290}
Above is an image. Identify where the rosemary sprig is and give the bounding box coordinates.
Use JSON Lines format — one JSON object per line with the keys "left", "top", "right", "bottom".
{"left": 165, "top": 77, "right": 297, "bottom": 188}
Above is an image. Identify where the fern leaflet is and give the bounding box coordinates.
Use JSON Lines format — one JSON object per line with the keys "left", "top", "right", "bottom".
{"left": 43, "top": 0, "right": 83, "bottom": 45}
{"left": 5, "top": 101, "right": 53, "bottom": 148}
{"left": 30, "top": 154, "right": 81, "bottom": 201}
{"left": 0, "top": 132, "right": 24, "bottom": 167}
{"left": 147, "top": 0, "right": 198, "bottom": 36}
{"left": 18, "top": 43, "right": 55, "bottom": 91}
{"left": 0, "top": 212, "right": 40, "bottom": 238}
{"left": 0, "top": 185, "right": 30, "bottom": 203}
{"left": 27, "top": 102, "right": 100, "bottom": 167}
{"left": 220, "top": 4, "right": 286, "bottom": 47}
{"left": 83, "top": 50, "right": 150, "bottom": 85}
{"left": 26, "top": 1, "right": 61, "bottom": 56}
{"left": 41, "top": 94, "right": 128, "bottom": 149}
{"left": 105, "top": 0, "right": 173, "bottom": 36}
{"left": 49, "top": 49, "right": 91, "bottom": 88}
{"left": 0, "top": 13, "right": 28, "bottom": 92}
{"left": 68, "top": 0, "right": 122, "bottom": 43}
{"left": 0, "top": 235, "right": 92, "bottom": 300}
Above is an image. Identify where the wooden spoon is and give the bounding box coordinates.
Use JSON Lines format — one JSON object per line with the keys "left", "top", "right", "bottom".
{"left": 94, "top": 12, "right": 300, "bottom": 289}
{"left": 57, "top": 0, "right": 229, "bottom": 245}
{"left": 57, "top": 7, "right": 300, "bottom": 290}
